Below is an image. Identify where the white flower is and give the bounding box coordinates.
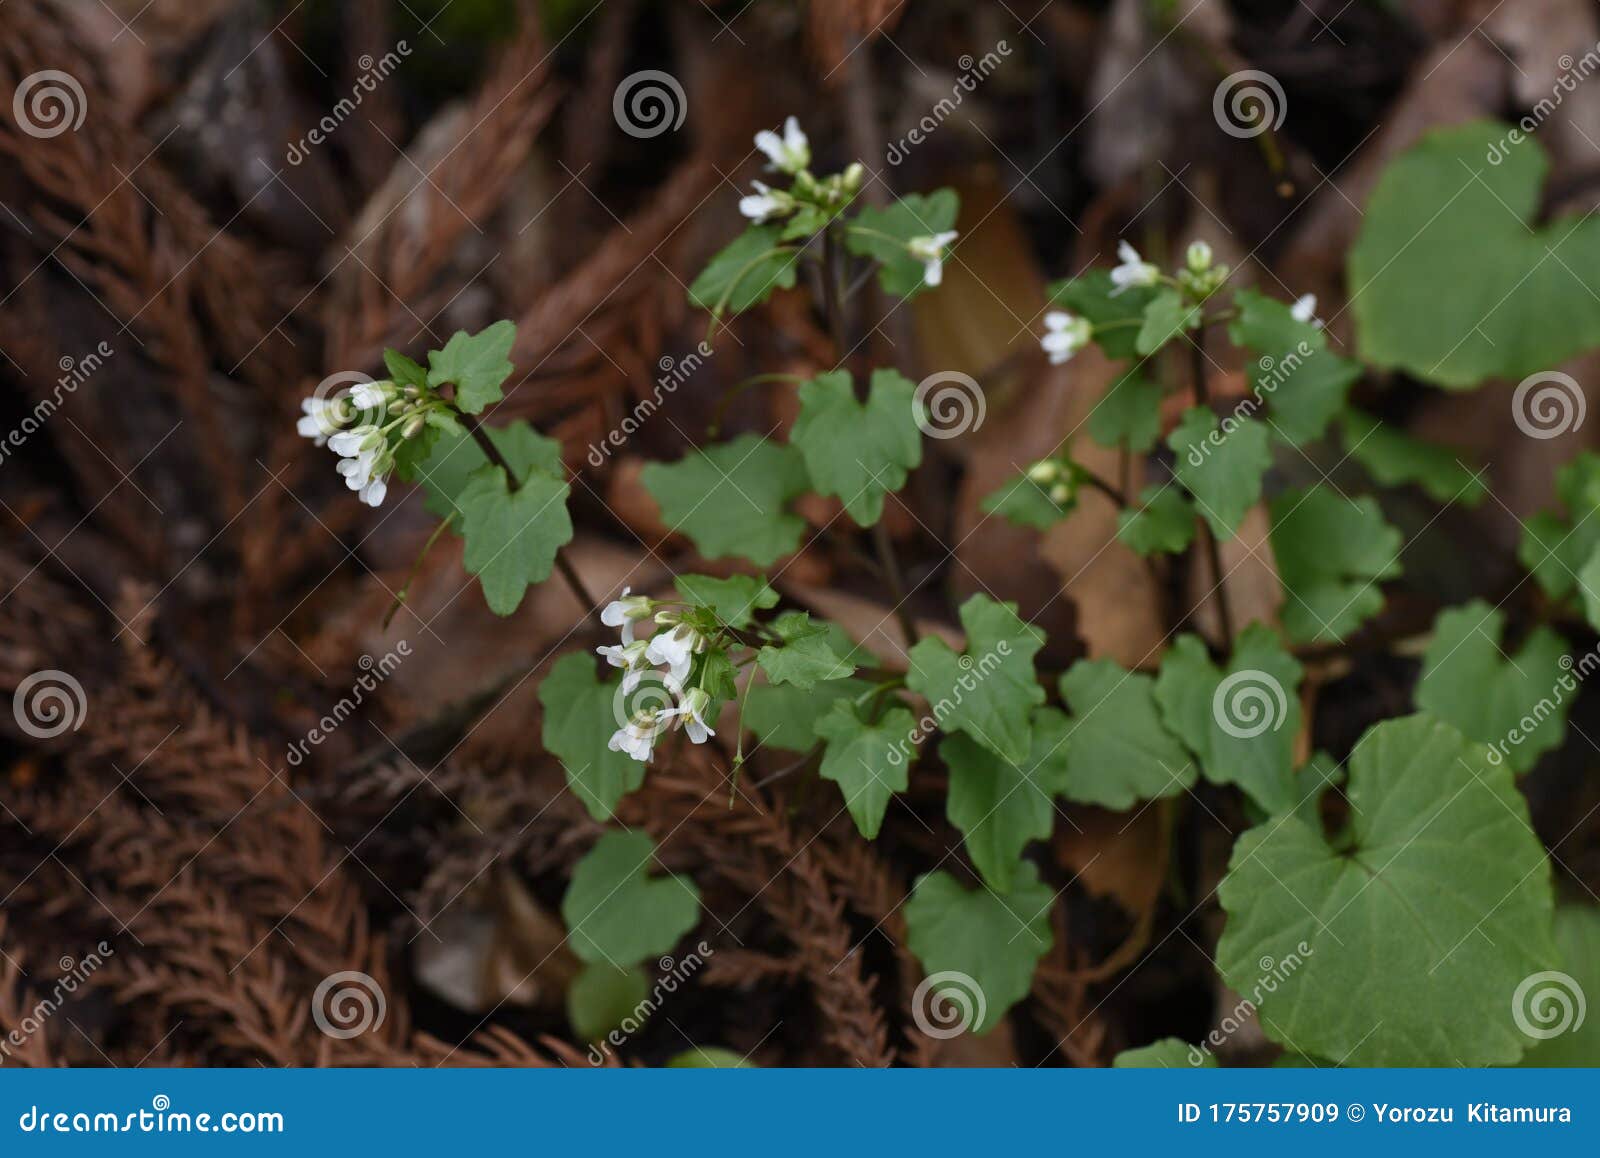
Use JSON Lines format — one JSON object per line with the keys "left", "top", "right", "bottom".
{"left": 600, "top": 587, "right": 654, "bottom": 644}
{"left": 608, "top": 711, "right": 666, "bottom": 762}
{"left": 358, "top": 476, "right": 387, "bottom": 508}
{"left": 738, "top": 180, "right": 793, "bottom": 223}
{"left": 670, "top": 688, "right": 716, "bottom": 745}
{"left": 908, "top": 230, "right": 957, "bottom": 287}
{"left": 328, "top": 425, "right": 379, "bottom": 459}
{"left": 1110, "top": 241, "right": 1160, "bottom": 295}
{"left": 1040, "top": 310, "right": 1091, "bottom": 365}
{"left": 336, "top": 452, "right": 375, "bottom": 491}
{"left": 755, "top": 116, "right": 810, "bottom": 175}
{"left": 645, "top": 621, "right": 704, "bottom": 686}
{"left": 597, "top": 638, "right": 652, "bottom": 692}
{"left": 1186, "top": 240, "right": 1214, "bottom": 274}
{"left": 1290, "top": 293, "right": 1324, "bottom": 328}
{"left": 348, "top": 380, "right": 391, "bottom": 413}
{"left": 297, "top": 396, "right": 344, "bottom": 446}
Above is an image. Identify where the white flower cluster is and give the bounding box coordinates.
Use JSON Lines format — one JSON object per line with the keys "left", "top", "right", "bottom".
{"left": 1038, "top": 239, "right": 1321, "bottom": 366}
{"left": 736, "top": 116, "right": 958, "bottom": 289}
{"left": 598, "top": 588, "right": 718, "bottom": 762}
{"left": 297, "top": 380, "right": 437, "bottom": 507}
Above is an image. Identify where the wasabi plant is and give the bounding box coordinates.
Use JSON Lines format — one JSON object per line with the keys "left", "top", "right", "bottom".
{"left": 306, "top": 118, "right": 1600, "bottom": 1066}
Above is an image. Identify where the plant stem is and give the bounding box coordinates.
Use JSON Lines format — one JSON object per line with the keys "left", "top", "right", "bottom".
{"left": 1189, "top": 327, "right": 1234, "bottom": 647}
{"left": 454, "top": 404, "right": 600, "bottom": 614}
{"left": 819, "top": 223, "right": 921, "bottom": 648}
{"left": 383, "top": 512, "right": 456, "bottom": 629}
{"left": 1081, "top": 470, "right": 1129, "bottom": 508}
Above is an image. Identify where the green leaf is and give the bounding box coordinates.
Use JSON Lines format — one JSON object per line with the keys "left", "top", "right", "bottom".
{"left": 412, "top": 419, "right": 563, "bottom": 518}
{"left": 1269, "top": 485, "right": 1402, "bottom": 644}
{"left": 1415, "top": 600, "right": 1572, "bottom": 775}
{"left": 1087, "top": 370, "right": 1164, "bottom": 452}
{"left": 688, "top": 224, "right": 801, "bottom": 317}
{"left": 539, "top": 653, "right": 646, "bottom": 821}
{"left": 1154, "top": 625, "right": 1302, "bottom": 815}
{"left": 1518, "top": 905, "right": 1600, "bottom": 1066}
{"left": 845, "top": 189, "right": 960, "bottom": 299}
{"left": 1114, "top": 1039, "right": 1214, "bottom": 1068}
{"left": 905, "top": 595, "right": 1045, "bottom": 763}
{"left": 456, "top": 462, "right": 573, "bottom": 615}
{"left": 942, "top": 708, "right": 1070, "bottom": 892}
{"left": 903, "top": 865, "right": 1055, "bottom": 1036}
{"left": 1349, "top": 120, "right": 1600, "bottom": 389}
{"left": 673, "top": 573, "right": 778, "bottom": 630}
{"left": 1216, "top": 714, "right": 1556, "bottom": 1066}
{"left": 1290, "top": 751, "right": 1344, "bottom": 830}
{"left": 1339, "top": 409, "right": 1486, "bottom": 505}
{"left": 1227, "top": 288, "right": 1326, "bottom": 356}
{"left": 790, "top": 369, "right": 922, "bottom": 526}
{"left": 562, "top": 832, "right": 701, "bottom": 967}
{"left": 1058, "top": 659, "right": 1197, "bottom": 809}
{"left": 743, "top": 678, "right": 876, "bottom": 753}
{"left": 641, "top": 434, "right": 810, "bottom": 565}
{"left": 1116, "top": 485, "right": 1197, "bottom": 556}
{"left": 1047, "top": 271, "right": 1156, "bottom": 360}
{"left": 1136, "top": 287, "right": 1200, "bottom": 357}
{"left": 981, "top": 471, "right": 1075, "bottom": 531}
{"left": 665, "top": 1047, "right": 755, "bottom": 1068}
{"left": 1581, "top": 544, "right": 1600, "bottom": 632}
{"left": 382, "top": 348, "right": 429, "bottom": 391}
{"left": 756, "top": 611, "right": 854, "bottom": 689}
{"left": 427, "top": 320, "right": 516, "bottom": 414}
{"left": 814, "top": 699, "right": 915, "bottom": 839}
{"left": 1168, "top": 407, "right": 1271, "bottom": 540}
{"left": 567, "top": 962, "right": 648, "bottom": 1041}
{"left": 1518, "top": 452, "right": 1600, "bottom": 601}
